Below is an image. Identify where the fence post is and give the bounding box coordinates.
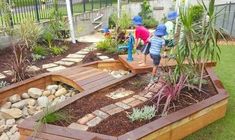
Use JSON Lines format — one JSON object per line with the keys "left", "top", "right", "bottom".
{"left": 222, "top": 5, "right": 227, "bottom": 28}
{"left": 227, "top": 2, "right": 232, "bottom": 29}
{"left": 34, "top": 0, "right": 40, "bottom": 22}
{"left": 6, "top": 0, "right": 14, "bottom": 27}
{"left": 91, "top": 0, "right": 94, "bottom": 10}
{"left": 230, "top": 10, "right": 235, "bottom": 35}
{"left": 83, "top": 0, "right": 86, "bottom": 12}
{"left": 66, "top": 0, "right": 76, "bottom": 43}
{"left": 106, "top": 0, "right": 108, "bottom": 7}
{"left": 100, "top": 0, "right": 102, "bottom": 9}
{"left": 70, "top": 0, "right": 73, "bottom": 15}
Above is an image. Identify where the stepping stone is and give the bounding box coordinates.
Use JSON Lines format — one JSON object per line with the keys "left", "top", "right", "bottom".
{"left": 106, "top": 88, "right": 134, "bottom": 99}
{"left": 0, "top": 73, "right": 6, "bottom": 79}
{"left": 144, "top": 92, "right": 154, "bottom": 98}
{"left": 93, "top": 110, "right": 109, "bottom": 119}
{"left": 46, "top": 66, "right": 66, "bottom": 72}
{"left": 86, "top": 117, "right": 103, "bottom": 127}
{"left": 100, "top": 104, "right": 117, "bottom": 112}
{"left": 67, "top": 54, "right": 85, "bottom": 58}
{"left": 96, "top": 53, "right": 102, "bottom": 56}
{"left": 77, "top": 114, "right": 95, "bottom": 125}
{"left": 115, "top": 102, "right": 131, "bottom": 110}
{"left": 3, "top": 70, "right": 13, "bottom": 76}
{"left": 75, "top": 51, "right": 89, "bottom": 55}
{"left": 62, "top": 58, "right": 82, "bottom": 63}
{"left": 98, "top": 56, "right": 109, "bottom": 60}
{"left": 122, "top": 97, "right": 136, "bottom": 104}
{"left": 102, "top": 58, "right": 115, "bottom": 61}
{"left": 106, "top": 107, "right": 124, "bottom": 115}
{"left": 26, "top": 66, "right": 40, "bottom": 73}
{"left": 133, "top": 95, "right": 148, "bottom": 102}
{"left": 127, "top": 100, "right": 143, "bottom": 107}
{"left": 54, "top": 61, "right": 75, "bottom": 66}
{"left": 68, "top": 123, "right": 88, "bottom": 131}
{"left": 42, "top": 63, "right": 58, "bottom": 69}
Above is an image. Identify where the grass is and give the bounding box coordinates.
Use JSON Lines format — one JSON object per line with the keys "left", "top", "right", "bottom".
{"left": 185, "top": 45, "right": 235, "bottom": 140}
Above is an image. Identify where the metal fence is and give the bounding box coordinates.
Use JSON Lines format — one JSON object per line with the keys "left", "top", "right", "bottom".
{"left": 215, "top": 2, "right": 235, "bottom": 37}
{"left": 0, "top": 0, "right": 113, "bottom": 27}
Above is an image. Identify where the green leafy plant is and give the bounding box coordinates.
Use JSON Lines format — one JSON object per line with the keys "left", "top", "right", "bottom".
{"left": 32, "top": 45, "right": 48, "bottom": 56}
{"left": 127, "top": 105, "right": 156, "bottom": 122}
{"left": 50, "top": 45, "right": 68, "bottom": 56}
{"left": 143, "top": 18, "right": 158, "bottom": 28}
{"left": 190, "top": 5, "right": 204, "bottom": 22}
{"left": 31, "top": 54, "right": 45, "bottom": 61}
{"left": 97, "top": 37, "right": 117, "bottom": 54}
{"left": 139, "top": 0, "right": 152, "bottom": 19}
{"left": 15, "top": 19, "right": 42, "bottom": 48}
{"left": 0, "top": 81, "right": 9, "bottom": 89}
{"left": 42, "top": 28, "right": 55, "bottom": 48}
{"left": 0, "top": 1, "right": 13, "bottom": 35}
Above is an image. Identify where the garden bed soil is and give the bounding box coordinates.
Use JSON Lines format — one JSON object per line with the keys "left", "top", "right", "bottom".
{"left": 51, "top": 74, "right": 218, "bottom": 136}
{"left": 0, "top": 42, "right": 91, "bottom": 73}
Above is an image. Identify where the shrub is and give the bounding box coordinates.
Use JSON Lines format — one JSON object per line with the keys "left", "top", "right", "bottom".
{"left": 108, "top": 12, "right": 131, "bottom": 30}
{"left": 139, "top": 0, "right": 152, "bottom": 19}
{"left": 42, "top": 28, "right": 55, "bottom": 48}
{"left": 31, "top": 54, "right": 45, "bottom": 61}
{"left": 97, "top": 38, "right": 117, "bottom": 54}
{"left": 0, "top": 81, "right": 9, "bottom": 89}
{"left": 15, "top": 19, "right": 42, "bottom": 48}
{"left": 33, "top": 45, "right": 48, "bottom": 56}
{"left": 50, "top": 45, "right": 68, "bottom": 56}
{"left": 143, "top": 18, "right": 158, "bottom": 28}
{"left": 127, "top": 105, "right": 156, "bottom": 122}
{"left": 190, "top": 5, "right": 204, "bottom": 22}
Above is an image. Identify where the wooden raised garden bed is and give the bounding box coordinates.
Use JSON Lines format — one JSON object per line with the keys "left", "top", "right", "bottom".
{"left": 15, "top": 62, "right": 228, "bottom": 140}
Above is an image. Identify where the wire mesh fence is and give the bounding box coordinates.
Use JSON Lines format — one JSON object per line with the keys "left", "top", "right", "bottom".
{"left": 0, "top": 0, "right": 113, "bottom": 27}
{"left": 215, "top": 2, "right": 235, "bottom": 37}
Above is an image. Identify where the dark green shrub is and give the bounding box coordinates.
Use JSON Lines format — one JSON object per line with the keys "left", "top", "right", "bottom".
{"left": 139, "top": 0, "right": 152, "bottom": 19}
{"left": 33, "top": 45, "right": 48, "bottom": 56}
{"left": 190, "top": 5, "right": 204, "bottom": 21}
{"left": 143, "top": 18, "right": 158, "bottom": 28}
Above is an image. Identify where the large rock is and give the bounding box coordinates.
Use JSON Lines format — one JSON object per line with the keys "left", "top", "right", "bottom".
{"left": 0, "top": 108, "right": 23, "bottom": 119}
{"left": 24, "top": 99, "right": 36, "bottom": 106}
{"left": 8, "top": 95, "right": 21, "bottom": 103}
{"left": 42, "top": 90, "right": 51, "bottom": 96}
{"left": 28, "top": 88, "right": 42, "bottom": 98}
{"left": 55, "top": 88, "right": 67, "bottom": 97}
{"left": 37, "top": 96, "right": 49, "bottom": 107}
{"left": 1, "top": 102, "right": 11, "bottom": 109}
{"left": 0, "top": 132, "right": 9, "bottom": 140}
{"left": 11, "top": 100, "right": 26, "bottom": 109}
{"left": 46, "top": 85, "right": 59, "bottom": 91}
{"left": 21, "top": 93, "right": 30, "bottom": 99}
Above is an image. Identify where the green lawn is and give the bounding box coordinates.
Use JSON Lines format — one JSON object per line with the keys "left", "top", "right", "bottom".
{"left": 185, "top": 45, "right": 235, "bottom": 140}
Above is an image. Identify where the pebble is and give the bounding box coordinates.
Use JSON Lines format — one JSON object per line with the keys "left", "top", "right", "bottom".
{"left": 28, "top": 88, "right": 42, "bottom": 98}
{"left": 6, "top": 119, "right": 15, "bottom": 127}
{"left": 1, "top": 102, "right": 11, "bottom": 109}
{"left": 55, "top": 88, "right": 67, "bottom": 97}
{"left": 42, "top": 90, "right": 51, "bottom": 96}
{"left": 21, "top": 93, "right": 30, "bottom": 99}
{"left": 37, "top": 96, "right": 49, "bottom": 107}
{"left": 8, "top": 95, "right": 21, "bottom": 103}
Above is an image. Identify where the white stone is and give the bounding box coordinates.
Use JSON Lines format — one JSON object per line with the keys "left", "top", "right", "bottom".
{"left": 37, "top": 96, "right": 49, "bottom": 107}
{"left": 75, "top": 51, "right": 89, "bottom": 55}
{"left": 27, "top": 106, "right": 37, "bottom": 115}
{"left": 42, "top": 90, "right": 51, "bottom": 96}
{"left": 96, "top": 53, "right": 102, "bottom": 56}
{"left": 1, "top": 102, "right": 11, "bottom": 109}
{"left": 28, "top": 88, "right": 42, "bottom": 98}
{"left": 0, "top": 108, "right": 22, "bottom": 119}
{"left": 26, "top": 66, "right": 40, "bottom": 73}
{"left": 11, "top": 100, "right": 26, "bottom": 109}
{"left": 21, "top": 93, "right": 29, "bottom": 99}
{"left": 55, "top": 88, "right": 67, "bottom": 97}
{"left": 24, "top": 99, "right": 36, "bottom": 106}
{"left": 8, "top": 95, "right": 21, "bottom": 103}
{"left": 46, "top": 85, "right": 59, "bottom": 91}
{"left": 58, "top": 95, "right": 66, "bottom": 103}
{"left": 6, "top": 119, "right": 15, "bottom": 126}
{"left": 9, "top": 125, "right": 17, "bottom": 134}
{"left": 0, "top": 132, "right": 9, "bottom": 140}
{"left": 22, "top": 107, "right": 29, "bottom": 117}
{"left": 61, "top": 58, "right": 82, "bottom": 63}
{"left": 67, "top": 123, "right": 88, "bottom": 131}
{"left": 98, "top": 56, "right": 109, "bottom": 60}
{"left": 3, "top": 70, "right": 13, "bottom": 76}
{"left": 102, "top": 58, "right": 115, "bottom": 61}
{"left": 47, "top": 66, "right": 66, "bottom": 72}
{"left": 54, "top": 61, "right": 75, "bottom": 66}
{"left": 9, "top": 131, "right": 20, "bottom": 140}
{"left": 0, "top": 73, "right": 6, "bottom": 79}
{"left": 67, "top": 54, "right": 85, "bottom": 58}
{"left": 42, "top": 63, "right": 58, "bottom": 69}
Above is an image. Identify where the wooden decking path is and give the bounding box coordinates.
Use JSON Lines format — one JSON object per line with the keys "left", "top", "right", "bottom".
{"left": 119, "top": 54, "right": 216, "bottom": 74}
{"left": 52, "top": 65, "right": 127, "bottom": 92}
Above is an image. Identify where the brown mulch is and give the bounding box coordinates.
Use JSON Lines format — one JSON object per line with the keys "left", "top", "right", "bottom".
{"left": 51, "top": 74, "right": 217, "bottom": 137}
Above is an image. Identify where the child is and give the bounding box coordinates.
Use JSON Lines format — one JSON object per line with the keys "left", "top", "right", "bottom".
{"left": 164, "top": 11, "right": 178, "bottom": 57}
{"left": 132, "top": 16, "right": 150, "bottom": 66}
{"left": 149, "top": 24, "right": 167, "bottom": 84}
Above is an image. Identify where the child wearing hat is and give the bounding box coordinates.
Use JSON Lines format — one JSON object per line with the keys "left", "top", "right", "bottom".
{"left": 132, "top": 16, "right": 151, "bottom": 66}
{"left": 164, "top": 11, "right": 178, "bottom": 57}
{"left": 149, "top": 24, "right": 167, "bottom": 83}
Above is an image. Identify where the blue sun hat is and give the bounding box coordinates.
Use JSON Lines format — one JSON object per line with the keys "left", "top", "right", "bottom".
{"left": 167, "top": 11, "right": 178, "bottom": 20}
{"left": 132, "top": 16, "right": 143, "bottom": 25}
{"left": 102, "top": 27, "right": 109, "bottom": 33}
{"left": 155, "top": 24, "right": 167, "bottom": 36}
